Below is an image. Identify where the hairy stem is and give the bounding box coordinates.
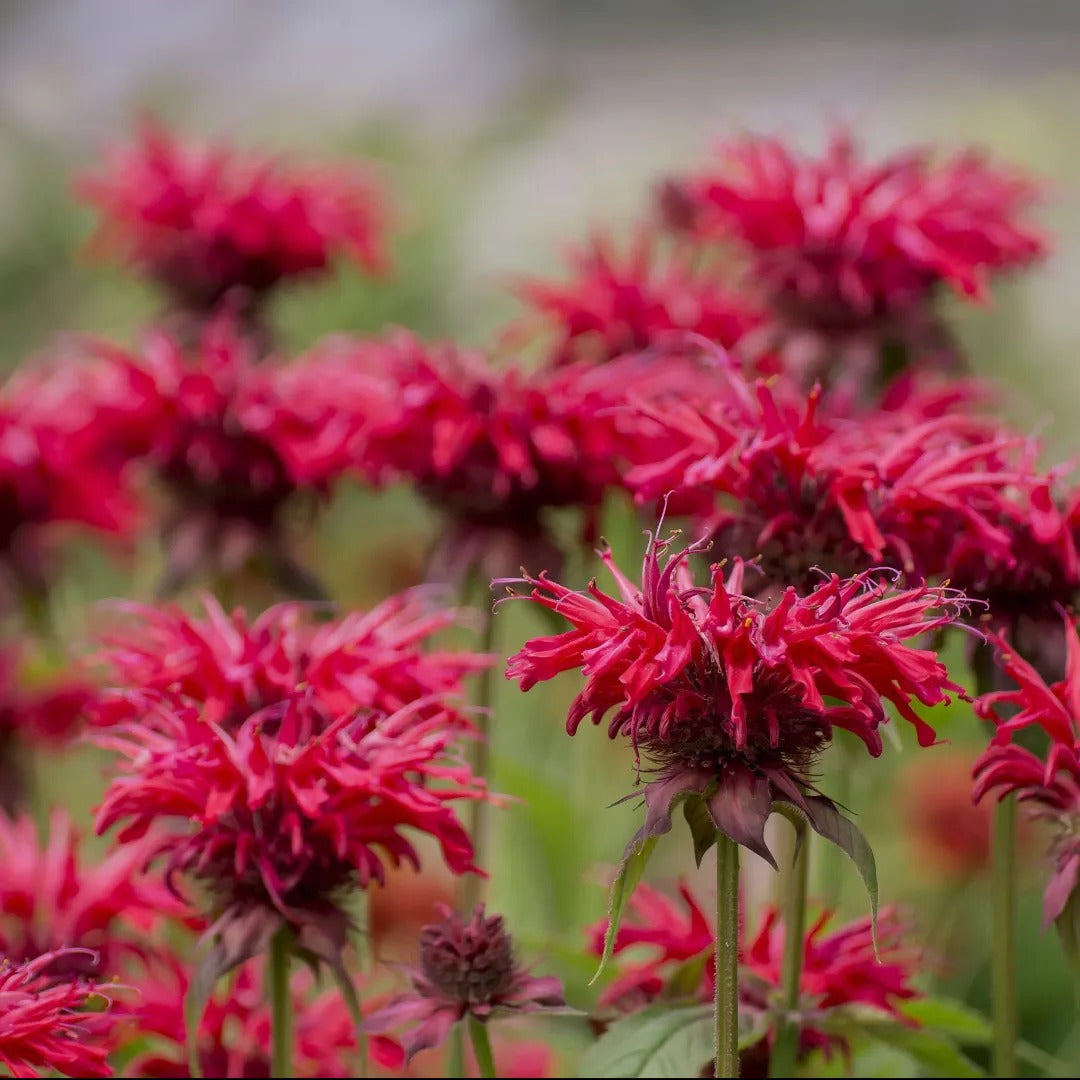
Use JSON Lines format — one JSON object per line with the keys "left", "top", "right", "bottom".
{"left": 468, "top": 1015, "right": 498, "bottom": 1079}
{"left": 768, "top": 823, "right": 809, "bottom": 1077}
{"left": 268, "top": 928, "right": 293, "bottom": 1080}
{"left": 715, "top": 834, "right": 741, "bottom": 1079}
{"left": 463, "top": 603, "right": 497, "bottom": 912}
{"left": 447, "top": 1024, "right": 465, "bottom": 1079}
{"left": 992, "top": 796, "right": 1018, "bottom": 1077}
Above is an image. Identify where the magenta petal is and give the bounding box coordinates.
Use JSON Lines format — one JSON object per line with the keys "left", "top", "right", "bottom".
{"left": 511, "top": 973, "right": 566, "bottom": 1009}
{"left": 706, "top": 765, "right": 776, "bottom": 869}
{"left": 360, "top": 994, "right": 443, "bottom": 1034}
{"left": 399, "top": 1004, "right": 460, "bottom": 1061}
{"left": 1043, "top": 851, "right": 1080, "bottom": 927}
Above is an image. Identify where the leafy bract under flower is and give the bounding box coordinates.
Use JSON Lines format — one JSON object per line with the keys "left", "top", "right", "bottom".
{"left": 77, "top": 122, "right": 390, "bottom": 312}
{"left": 589, "top": 881, "right": 918, "bottom": 1069}
{"left": 0, "top": 950, "right": 119, "bottom": 1079}
{"left": 503, "top": 528, "right": 968, "bottom": 864}
{"left": 661, "top": 130, "right": 1045, "bottom": 326}
{"left": 974, "top": 619, "right": 1080, "bottom": 928}
{"left": 362, "top": 904, "right": 565, "bottom": 1062}
{"left": 514, "top": 230, "right": 761, "bottom": 366}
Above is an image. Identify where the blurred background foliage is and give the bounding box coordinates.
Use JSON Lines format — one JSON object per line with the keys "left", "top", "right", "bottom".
{"left": 3, "top": 1, "right": 1080, "bottom": 1073}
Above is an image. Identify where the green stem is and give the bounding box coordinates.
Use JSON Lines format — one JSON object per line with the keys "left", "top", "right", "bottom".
{"left": 821, "top": 736, "right": 853, "bottom": 905}
{"left": 992, "top": 796, "right": 1018, "bottom": 1078}
{"left": 268, "top": 928, "right": 293, "bottom": 1080}
{"left": 447, "top": 1023, "right": 465, "bottom": 1079}
{"left": 768, "top": 824, "right": 809, "bottom": 1078}
{"left": 468, "top": 1015, "right": 498, "bottom": 1079}
{"left": 715, "top": 834, "right": 741, "bottom": 1079}
{"left": 463, "top": 604, "right": 497, "bottom": 912}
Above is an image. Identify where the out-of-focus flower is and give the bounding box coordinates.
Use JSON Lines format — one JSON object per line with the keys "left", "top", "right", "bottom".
{"left": 514, "top": 231, "right": 761, "bottom": 366}
{"left": 363, "top": 904, "right": 564, "bottom": 1063}
{"left": 0, "top": 652, "right": 99, "bottom": 810}
{"left": 896, "top": 749, "right": 993, "bottom": 879}
{"left": 354, "top": 332, "right": 651, "bottom": 583}
{"left": 590, "top": 881, "right": 918, "bottom": 1074}
{"left": 663, "top": 130, "right": 1044, "bottom": 326}
{"left": 974, "top": 618, "right": 1080, "bottom": 929}
{"left": 0, "top": 949, "right": 119, "bottom": 1078}
{"left": 89, "top": 320, "right": 380, "bottom": 597}
{"left": 623, "top": 358, "right": 1043, "bottom": 595}
{"left": 0, "top": 808, "right": 178, "bottom": 977}
{"left": 123, "top": 956, "right": 402, "bottom": 1078}
{"left": 503, "top": 528, "right": 968, "bottom": 865}
{"left": 96, "top": 590, "right": 486, "bottom": 734}
{"left": 659, "top": 131, "right": 1045, "bottom": 393}
{"left": 77, "top": 122, "right": 390, "bottom": 323}
{"left": 0, "top": 357, "right": 145, "bottom": 605}
{"left": 95, "top": 694, "right": 483, "bottom": 985}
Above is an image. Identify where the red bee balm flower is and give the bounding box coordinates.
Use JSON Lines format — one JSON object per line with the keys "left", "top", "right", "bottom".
{"left": 503, "top": 529, "right": 969, "bottom": 865}
{"left": 77, "top": 122, "right": 389, "bottom": 316}
{"left": 91, "top": 320, "right": 380, "bottom": 596}
{"left": 97, "top": 590, "right": 486, "bottom": 733}
{"left": 123, "top": 956, "right": 402, "bottom": 1078}
{"left": 0, "top": 809, "right": 178, "bottom": 976}
{"left": 363, "top": 904, "right": 565, "bottom": 1062}
{"left": 0, "top": 950, "right": 119, "bottom": 1078}
{"left": 590, "top": 881, "right": 918, "bottom": 1073}
{"left": 95, "top": 696, "right": 482, "bottom": 981}
{"left": 356, "top": 333, "right": 643, "bottom": 581}
{"left": 663, "top": 130, "right": 1045, "bottom": 328}
{"left": 0, "top": 357, "right": 144, "bottom": 602}
{"left": 974, "top": 618, "right": 1080, "bottom": 931}
{"left": 515, "top": 231, "right": 761, "bottom": 366}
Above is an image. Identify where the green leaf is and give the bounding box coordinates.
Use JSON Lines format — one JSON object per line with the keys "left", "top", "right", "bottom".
{"left": 900, "top": 998, "right": 993, "bottom": 1043}
{"left": 683, "top": 795, "right": 718, "bottom": 866}
{"left": 591, "top": 836, "right": 658, "bottom": 985}
{"left": 577, "top": 1004, "right": 714, "bottom": 1078}
{"left": 824, "top": 1012, "right": 986, "bottom": 1078}
{"left": 775, "top": 797, "right": 879, "bottom": 949}
{"left": 864, "top": 1022, "right": 987, "bottom": 1078}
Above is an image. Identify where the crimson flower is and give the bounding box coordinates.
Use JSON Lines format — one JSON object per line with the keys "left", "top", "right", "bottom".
{"left": 0, "top": 949, "right": 119, "bottom": 1078}
{"left": 663, "top": 130, "right": 1044, "bottom": 326}
{"left": 95, "top": 693, "right": 482, "bottom": 987}
{"left": 77, "top": 122, "right": 389, "bottom": 324}
{"left": 91, "top": 319, "right": 378, "bottom": 596}
{"left": 503, "top": 528, "right": 968, "bottom": 865}
{"left": 0, "top": 809, "right": 178, "bottom": 977}
{"left": 96, "top": 590, "right": 486, "bottom": 734}
{"left": 123, "top": 956, "right": 402, "bottom": 1078}
{"left": 363, "top": 904, "right": 565, "bottom": 1062}
{"left": 973, "top": 618, "right": 1080, "bottom": 932}
{"left": 355, "top": 332, "right": 646, "bottom": 582}
{"left": 0, "top": 357, "right": 144, "bottom": 605}
{"left": 514, "top": 230, "right": 760, "bottom": 366}
{"left": 624, "top": 359, "right": 1042, "bottom": 595}
{"left": 590, "top": 881, "right": 918, "bottom": 1074}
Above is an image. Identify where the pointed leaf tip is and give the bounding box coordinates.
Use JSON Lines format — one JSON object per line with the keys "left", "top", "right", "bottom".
{"left": 591, "top": 836, "right": 658, "bottom": 986}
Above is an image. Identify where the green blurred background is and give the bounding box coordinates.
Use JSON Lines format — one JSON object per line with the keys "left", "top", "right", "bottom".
{"left": 3, "top": 2, "right": 1080, "bottom": 1073}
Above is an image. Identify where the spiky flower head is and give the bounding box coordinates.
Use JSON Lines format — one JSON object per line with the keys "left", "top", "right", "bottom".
{"left": 77, "top": 122, "right": 389, "bottom": 322}
{"left": 0, "top": 809, "right": 179, "bottom": 977}
{"left": 974, "top": 618, "right": 1080, "bottom": 939}
{"left": 363, "top": 904, "right": 565, "bottom": 1062}
{"left": 514, "top": 230, "right": 761, "bottom": 366}
{"left": 590, "top": 881, "right": 919, "bottom": 1074}
{"left": 661, "top": 130, "right": 1044, "bottom": 328}
{"left": 503, "top": 528, "right": 969, "bottom": 865}
{"left": 0, "top": 950, "right": 119, "bottom": 1078}
{"left": 123, "top": 955, "right": 402, "bottom": 1078}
